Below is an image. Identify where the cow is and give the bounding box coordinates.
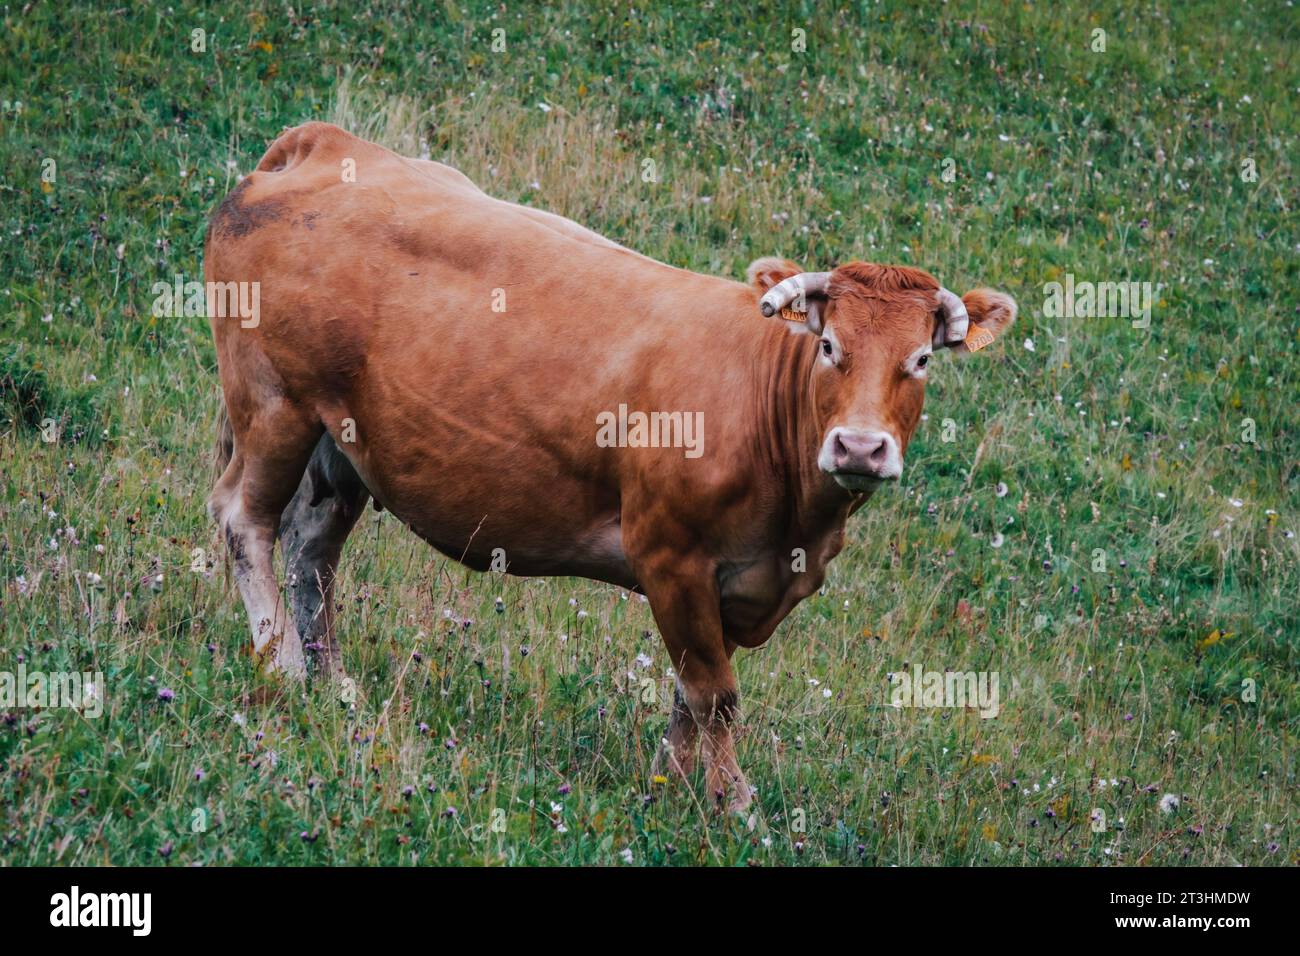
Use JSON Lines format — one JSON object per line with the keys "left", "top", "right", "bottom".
{"left": 206, "top": 122, "right": 1016, "bottom": 812}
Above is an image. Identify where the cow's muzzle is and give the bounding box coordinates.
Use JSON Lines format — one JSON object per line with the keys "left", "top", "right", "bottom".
{"left": 818, "top": 427, "right": 902, "bottom": 488}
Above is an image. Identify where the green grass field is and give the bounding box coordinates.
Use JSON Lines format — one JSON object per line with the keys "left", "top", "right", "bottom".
{"left": 1, "top": 1, "right": 1296, "bottom": 866}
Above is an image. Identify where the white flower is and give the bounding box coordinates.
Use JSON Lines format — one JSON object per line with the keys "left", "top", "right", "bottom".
{"left": 1023, "top": 337, "right": 1036, "bottom": 352}
{"left": 634, "top": 653, "right": 653, "bottom": 669}
{"left": 990, "top": 532, "right": 1005, "bottom": 548}
{"left": 995, "top": 482, "right": 1008, "bottom": 498}
{"left": 537, "top": 102, "right": 552, "bottom": 113}
{"left": 822, "top": 688, "right": 832, "bottom": 699}
{"left": 619, "top": 847, "right": 633, "bottom": 864}
{"left": 1158, "top": 793, "right": 1180, "bottom": 814}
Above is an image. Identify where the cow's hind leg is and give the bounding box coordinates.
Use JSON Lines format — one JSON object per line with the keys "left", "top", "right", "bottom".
{"left": 278, "top": 434, "right": 370, "bottom": 680}
{"left": 209, "top": 399, "right": 322, "bottom": 679}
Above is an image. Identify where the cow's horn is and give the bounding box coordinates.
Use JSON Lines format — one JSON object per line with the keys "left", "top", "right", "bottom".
{"left": 936, "top": 287, "right": 969, "bottom": 347}
{"left": 759, "top": 272, "right": 830, "bottom": 317}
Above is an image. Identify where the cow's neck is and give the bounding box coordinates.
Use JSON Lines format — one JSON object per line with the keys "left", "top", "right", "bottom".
{"left": 751, "top": 321, "right": 859, "bottom": 549}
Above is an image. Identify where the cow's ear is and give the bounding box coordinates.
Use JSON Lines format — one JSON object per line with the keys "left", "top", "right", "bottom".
{"left": 939, "top": 288, "right": 1018, "bottom": 355}
{"left": 746, "top": 256, "right": 804, "bottom": 293}
{"left": 747, "top": 257, "right": 828, "bottom": 335}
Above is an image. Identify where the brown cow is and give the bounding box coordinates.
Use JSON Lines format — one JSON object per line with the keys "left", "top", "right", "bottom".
{"left": 206, "top": 122, "right": 1016, "bottom": 812}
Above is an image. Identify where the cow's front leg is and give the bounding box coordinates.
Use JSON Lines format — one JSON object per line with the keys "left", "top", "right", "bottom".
{"left": 652, "top": 682, "right": 699, "bottom": 778}
{"left": 639, "top": 559, "right": 752, "bottom": 814}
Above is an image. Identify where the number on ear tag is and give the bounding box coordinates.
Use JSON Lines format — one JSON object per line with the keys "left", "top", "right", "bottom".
{"left": 965, "top": 324, "right": 994, "bottom": 352}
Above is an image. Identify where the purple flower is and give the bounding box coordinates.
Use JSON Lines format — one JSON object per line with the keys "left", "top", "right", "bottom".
{"left": 157, "top": 687, "right": 175, "bottom": 702}
{"left": 1124, "top": 713, "right": 1134, "bottom": 721}
{"left": 557, "top": 783, "right": 571, "bottom": 796}
{"left": 194, "top": 769, "right": 205, "bottom": 781}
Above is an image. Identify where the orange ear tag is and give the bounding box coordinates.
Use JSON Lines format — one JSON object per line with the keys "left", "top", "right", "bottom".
{"left": 964, "top": 324, "right": 994, "bottom": 352}
{"left": 780, "top": 306, "right": 809, "bottom": 323}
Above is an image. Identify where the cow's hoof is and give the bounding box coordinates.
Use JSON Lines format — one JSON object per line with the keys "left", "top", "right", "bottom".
{"left": 652, "top": 742, "right": 696, "bottom": 780}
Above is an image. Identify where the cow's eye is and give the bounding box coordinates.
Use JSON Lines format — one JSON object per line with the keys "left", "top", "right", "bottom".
{"left": 916, "top": 354, "right": 929, "bottom": 369}
{"left": 820, "top": 338, "right": 833, "bottom": 357}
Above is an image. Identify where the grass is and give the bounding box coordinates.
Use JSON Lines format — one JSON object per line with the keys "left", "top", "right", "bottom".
{"left": 0, "top": 0, "right": 1296, "bottom": 866}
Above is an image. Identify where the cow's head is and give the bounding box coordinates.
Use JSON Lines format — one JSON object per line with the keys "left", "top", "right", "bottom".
{"left": 749, "top": 258, "right": 1016, "bottom": 493}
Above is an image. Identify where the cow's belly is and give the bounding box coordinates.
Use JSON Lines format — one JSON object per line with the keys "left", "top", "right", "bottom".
{"left": 333, "top": 406, "right": 637, "bottom": 589}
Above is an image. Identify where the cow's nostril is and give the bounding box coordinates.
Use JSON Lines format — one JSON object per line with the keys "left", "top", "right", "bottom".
{"left": 867, "top": 439, "right": 888, "bottom": 466}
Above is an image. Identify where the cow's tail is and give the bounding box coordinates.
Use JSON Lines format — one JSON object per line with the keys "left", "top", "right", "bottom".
{"left": 214, "top": 396, "right": 234, "bottom": 481}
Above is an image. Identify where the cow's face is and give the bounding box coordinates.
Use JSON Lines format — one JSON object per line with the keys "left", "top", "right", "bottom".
{"left": 750, "top": 259, "right": 1017, "bottom": 493}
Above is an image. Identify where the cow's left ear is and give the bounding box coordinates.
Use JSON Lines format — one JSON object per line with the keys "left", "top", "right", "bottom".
{"left": 934, "top": 288, "right": 1018, "bottom": 354}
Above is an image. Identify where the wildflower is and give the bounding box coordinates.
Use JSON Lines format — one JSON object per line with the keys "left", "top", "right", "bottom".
{"left": 1158, "top": 793, "right": 1180, "bottom": 814}
{"left": 619, "top": 847, "right": 633, "bottom": 864}
{"left": 157, "top": 687, "right": 175, "bottom": 702}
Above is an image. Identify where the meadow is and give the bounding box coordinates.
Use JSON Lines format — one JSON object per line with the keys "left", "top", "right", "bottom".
{"left": 0, "top": 1, "right": 1295, "bottom": 865}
